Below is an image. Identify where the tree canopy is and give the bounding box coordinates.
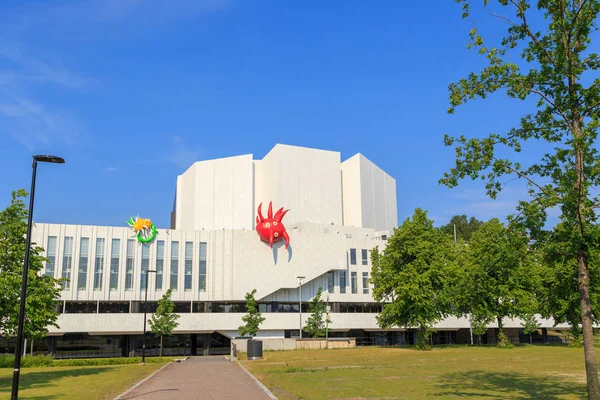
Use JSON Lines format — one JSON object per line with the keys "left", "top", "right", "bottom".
{"left": 460, "top": 219, "right": 539, "bottom": 346}
{"left": 0, "top": 189, "right": 62, "bottom": 339}
{"left": 148, "top": 288, "right": 179, "bottom": 356}
{"left": 440, "top": 215, "right": 484, "bottom": 242}
{"left": 370, "top": 208, "right": 461, "bottom": 349}
{"left": 442, "top": 0, "right": 600, "bottom": 396}
{"left": 304, "top": 287, "right": 329, "bottom": 338}
{"left": 238, "top": 289, "right": 265, "bottom": 337}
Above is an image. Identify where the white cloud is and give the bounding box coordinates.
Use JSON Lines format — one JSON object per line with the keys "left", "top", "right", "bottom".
{"left": 0, "top": 46, "right": 84, "bottom": 148}
{"left": 164, "top": 136, "right": 200, "bottom": 169}
{"left": 104, "top": 167, "right": 120, "bottom": 172}
{"left": 0, "top": 94, "right": 81, "bottom": 149}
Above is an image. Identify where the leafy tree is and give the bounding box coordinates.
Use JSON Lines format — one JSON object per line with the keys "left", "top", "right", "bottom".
{"left": 148, "top": 288, "right": 179, "bottom": 356}
{"left": 537, "top": 222, "right": 600, "bottom": 345}
{"left": 461, "top": 219, "right": 538, "bottom": 348}
{"left": 440, "top": 215, "right": 484, "bottom": 242}
{"left": 0, "top": 189, "right": 62, "bottom": 341}
{"left": 304, "top": 287, "right": 328, "bottom": 338}
{"left": 522, "top": 314, "right": 541, "bottom": 344}
{"left": 370, "top": 209, "right": 461, "bottom": 350}
{"left": 441, "top": 0, "right": 600, "bottom": 395}
{"left": 471, "top": 316, "right": 489, "bottom": 345}
{"left": 238, "top": 289, "right": 265, "bottom": 337}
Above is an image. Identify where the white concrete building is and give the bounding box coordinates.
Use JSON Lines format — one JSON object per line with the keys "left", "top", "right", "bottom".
{"left": 21, "top": 144, "right": 566, "bottom": 358}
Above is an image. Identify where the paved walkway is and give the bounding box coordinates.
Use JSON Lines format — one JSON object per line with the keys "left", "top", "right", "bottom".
{"left": 120, "top": 356, "right": 273, "bottom": 400}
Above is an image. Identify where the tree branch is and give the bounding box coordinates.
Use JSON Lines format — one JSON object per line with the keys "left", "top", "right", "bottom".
{"left": 501, "top": 160, "right": 562, "bottom": 201}
{"left": 508, "top": 0, "right": 556, "bottom": 67}
{"left": 572, "top": 0, "right": 589, "bottom": 27}
{"left": 584, "top": 100, "right": 600, "bottom": 116}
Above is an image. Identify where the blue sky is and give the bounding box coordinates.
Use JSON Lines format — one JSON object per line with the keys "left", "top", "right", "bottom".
{"left": 0, "top": 0, "right": 558, "bottom": 228}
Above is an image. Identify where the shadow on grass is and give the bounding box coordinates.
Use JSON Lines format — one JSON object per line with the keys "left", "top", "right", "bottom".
{"left": 0, "top": 367, "right": 109, "bottom": 396}
{"left": 434, "top": 371, "right": 586, "bottom": 399}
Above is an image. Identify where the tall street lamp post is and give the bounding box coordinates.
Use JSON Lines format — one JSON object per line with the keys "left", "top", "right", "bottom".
{"left": 12, "top": 155, "right": 65, "bottom": 400}
{"left": 142, "top": 269, "right": 156, "bottom": 363}
{"left": 325, "top": 295, "right": 330, "bottom": 346}
{"left": 297, "top": 276, "right": 305, "bottom": 339}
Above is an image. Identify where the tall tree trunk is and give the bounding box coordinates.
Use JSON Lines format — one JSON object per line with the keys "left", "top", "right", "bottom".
{"left": 30, "top": 339, "right": 33, "bottom": 356}
{"left": 529, "top": 334, "right": 532, "bottom": 345}
{"left": 573, "top": 112, "right": 600, "bottom": 398}
{"left": 497, "top": 316, "right": 504, "bottom": 345}
{"left": 579, "top": 248, "right": 600, "bottom": 399}
{"left": 160, "top": 336, "right": 163, "bottom": 357}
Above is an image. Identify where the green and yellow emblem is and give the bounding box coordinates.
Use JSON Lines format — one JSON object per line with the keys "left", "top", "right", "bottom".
{"left": 128, "top": 216, "right": 158, "bottom": 243}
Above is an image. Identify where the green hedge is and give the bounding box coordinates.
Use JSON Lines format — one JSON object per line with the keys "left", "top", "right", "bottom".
{"left": 0, "top": 354, "right": 55, "bottom": 368}
{"left": 0, "top": 355, "right": 180, "bottom": 368}
{"left": 53, "top": 356, "right": 176, "bottom": 366}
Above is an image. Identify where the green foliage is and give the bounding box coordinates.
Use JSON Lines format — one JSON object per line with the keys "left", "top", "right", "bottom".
{"left": 0, "top": 354, "right": 54, "bottom": 368}
{"left": 415, "top": 326, "right": 434, "bottom": 350}
{"left": 460, "top": 220, "right": 539, "bottom": 346}
{"left": 0, "top": 355, "right": 176, "bottom": 368}
{"left": 522, "top": 314, "right": 542, "bottom": 344}
{"left": 370, "top": 209, "right": 462, "bottom": 349}
{"left": 0, "top": 189, "right": 62, "bottom": 339}
{"left": 537, "top": 222, "right": 600, "bottom": 333}
{"left": 522, "top": 314, "right": 541, "bottom": 336}
{"left": 304, "top": 287, "right": 328, "bottom": 338}
{"left": 442, "top": 1, "right": 600, "bottom": 391}
{"left": 440, "top": 215, "right": 484, "bottom": 242}
{"left": 52, "top": 356, "right": 174, "bottom": 366}
{"left": 496, "top": 331, "right": 514, "bottom": 349}
{"left": 148, "top": 288, "right": 179, "bottom": 356}
{"left": 238, "top": 289, "right": 265, "bottom": 337}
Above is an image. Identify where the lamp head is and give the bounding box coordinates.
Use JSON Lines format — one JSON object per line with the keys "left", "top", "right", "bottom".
{"left": 34, "top": 155, "right": 65, "bottom": 164}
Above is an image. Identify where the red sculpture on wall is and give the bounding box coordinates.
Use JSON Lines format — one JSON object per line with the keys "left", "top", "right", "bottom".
{"left": 256, "top": 202, "right": 290, "bottom": 249}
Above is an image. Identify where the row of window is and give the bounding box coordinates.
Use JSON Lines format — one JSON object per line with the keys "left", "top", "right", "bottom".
{"left": 59, "top": 301, "right": 384, "bottom": 314}
{"left": 326, "top": 271, "right": 370, "bottom": 294}
{"left": 45, "top": 237, "right": 207, "bottom": 292}
{"left": 349, "top": 248, "right": 369, "bottom": 266}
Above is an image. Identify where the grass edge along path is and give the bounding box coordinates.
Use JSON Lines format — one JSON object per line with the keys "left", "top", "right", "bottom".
{"left": 0, "top": 361, "right": 168, "bottom": 400}
{"left": 241, "top": 346, "right": 593, "bottom": 400}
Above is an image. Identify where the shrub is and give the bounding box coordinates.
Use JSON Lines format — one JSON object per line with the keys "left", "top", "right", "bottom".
{"left": 0, "top": 355, "right": 179, "bottom": 368}
{"left": 0, "top": 354, "right": 54, "bottom": 368}
{"left": 0, "top": 355, "right": 14, "bottom": 368}
{"left": 53, "top": 356, "right": 177, "bottom": 367}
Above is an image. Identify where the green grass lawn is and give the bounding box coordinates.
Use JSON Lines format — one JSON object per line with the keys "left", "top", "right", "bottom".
{"left": 0, "top": 362, "right": 166, "bottom": 400}
{"left": 241, "top": 345, "right": 593, "bottom": 399}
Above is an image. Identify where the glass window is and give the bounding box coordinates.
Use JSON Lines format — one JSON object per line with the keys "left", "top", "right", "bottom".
{"left": 362, "top": 249, "right": 368, "bottom": 265}
{"left": 199, "top": 242, "right": 207, "bottom": 292}
{"left": 46, "top": 236, "right": 57, "bottom": 277}
{"left": 351, "top": 272, "right": 357, "bottom": 294}
{"left": 362, "top": 272, "right": 369, "bottom": 294}
{"left": 327, "top": 272, "right": 334, "bottom": 293}
{"left": 93, "top": 238, "right": 105, "bottom": 290}
{"left": 125, "top": 240, "right": 135, "bottom": 290}
{"left": 61, "top": 237, "right": 73, "bottom": 289}
{"left": 170, "top": 241, "right": 179, "bottom": 290}
{"left": 78, "top": 238, "right": 89, "bottom": 290}
{"left": 339, "top": 271, "right": 347, "bottom": 294}
{"left": 110, "top": 239, "right": 120, "bottom": 290}
{"left": 350, "top": 248, "right": 356, "bottom": 265}
{"left": 184, "top": 242, "right": 193, "bottom": 291}
{"left": 155, "top": 241, "right": 164, "bottom": 290}
{"left": 141, "top": 244, "right": 150, "bottom": 290}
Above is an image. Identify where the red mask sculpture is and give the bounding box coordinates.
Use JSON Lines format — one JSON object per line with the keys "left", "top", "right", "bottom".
{"left": 256, "top": 202, "right": 290, "bottom": 248}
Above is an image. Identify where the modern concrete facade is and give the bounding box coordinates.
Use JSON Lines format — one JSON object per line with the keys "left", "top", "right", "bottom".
{"left": 172, "top": 144, "right": 397, "bottom": 232}
{"left": 21, "top": 144, "right": 569, "bottom": 357}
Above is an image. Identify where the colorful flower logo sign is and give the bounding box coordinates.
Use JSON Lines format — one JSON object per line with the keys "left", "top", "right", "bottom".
{"left": 128, "top": 216, "right": 158, "bottom": 243}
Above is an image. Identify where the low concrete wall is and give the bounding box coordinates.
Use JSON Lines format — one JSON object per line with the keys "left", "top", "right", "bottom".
{"left": 296, "top": 338, "right": 356, "bottom": 350}
{"left": 232, "top": 338, "right": 297, "bottom": 352}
